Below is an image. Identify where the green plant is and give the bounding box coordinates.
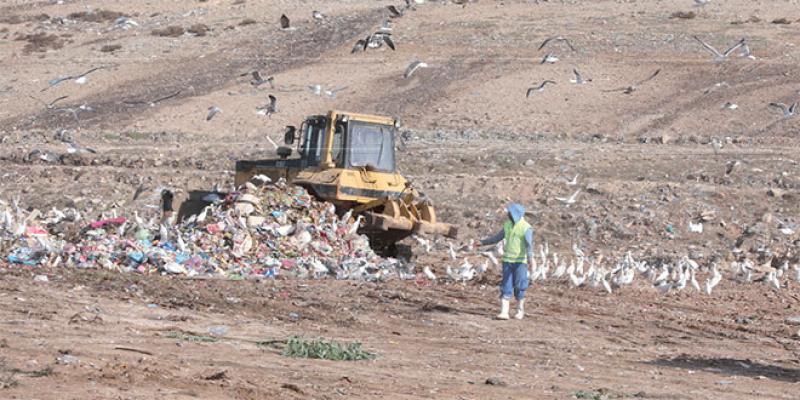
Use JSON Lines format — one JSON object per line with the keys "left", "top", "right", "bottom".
{"left": 282, "top": 337, "right": 375, "bottom": 361}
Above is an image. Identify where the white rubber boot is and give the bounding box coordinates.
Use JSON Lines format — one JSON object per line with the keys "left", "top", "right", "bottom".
{"left": 514, "top": 299, "right": 525, "bottom": 320}
{"left": 496, "top": 299, "right": 510, "bottom": 320}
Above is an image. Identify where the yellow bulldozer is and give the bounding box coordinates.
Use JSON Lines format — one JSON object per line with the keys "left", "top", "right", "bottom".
{"left": 233, "top": 110, "right": 456, "bottom": 252}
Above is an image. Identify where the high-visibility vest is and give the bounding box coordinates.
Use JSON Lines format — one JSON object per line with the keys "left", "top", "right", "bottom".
{"left": 502, "top": 218, "right": 531, "bottom": 264}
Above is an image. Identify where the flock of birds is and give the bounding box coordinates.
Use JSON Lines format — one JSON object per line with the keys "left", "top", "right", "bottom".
{"left": 207, "top": 1, "right": 427, "bottom": 122}
{"left": 415, "top": 236, "right": 799, "bottom": 296}
{"left": 24, "top": 0, "right": 799, "bottom": 137}
{"left": 520, "top": 10, "right": 800, "bottom": 121}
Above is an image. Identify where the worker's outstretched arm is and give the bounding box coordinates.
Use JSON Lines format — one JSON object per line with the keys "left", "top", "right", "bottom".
{"left": 479, "top": 230, "right": 504, "bottom": 246}
{"left": 525, "top": 227, "right": 535, "bottom": 266}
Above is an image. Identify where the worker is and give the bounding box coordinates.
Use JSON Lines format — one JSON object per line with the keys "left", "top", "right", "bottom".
{"left": 161, "top": 189, "right": 174, "bottom": 224}
{"left": 476, "top": 203, "right": 534, "bottom": 320}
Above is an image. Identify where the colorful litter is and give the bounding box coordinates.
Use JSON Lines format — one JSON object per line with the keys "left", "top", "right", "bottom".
{"left": 0, "top": 179, "right": 413, "bottom": 280}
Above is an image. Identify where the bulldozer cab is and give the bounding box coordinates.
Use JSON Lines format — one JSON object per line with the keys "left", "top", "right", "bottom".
{"left": 292, "top": 112, "right": 397, "bottom": 173}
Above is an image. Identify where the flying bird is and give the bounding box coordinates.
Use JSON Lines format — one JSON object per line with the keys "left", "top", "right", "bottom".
{"left": 352, "top": 32, "right": 395, "bottom": 53}
{"left": 570, "top": 68, "right": 591, "bottom": 84}
{"left": 768, "top": 102, "right": 797, "bottom": 118}
{"left": 43, "top": 66, "right": 106, "bottom": 92}
{"left": 66, "top": 141, "right": 97, "bottom": 154}
{"left": 257, "top": 95, "right": 277, "bottom": 117}
{"left": 725, "top": 160, "right": 740, "bottom": 175}
{"left": 564, "top": 174, "right": 579, "bottom": 186}
{"left": 206, "top": 106, "right": 221, "bottom": 121}
{"left": 250, "top": 71, "right": 274, "bottom": 88}
{"left": 693, "top": 36, "right": 746, "bottom": 62}
{"left": 324, "top": 86, "right": 347, "bottom": 98}
{"left": 387, "top": 5, "right": 404, "bottom": 18}
{"left": 603, "top": 68, "right": 661, "bottom": 94}
{"left": 351, "top": 38, "right": 368, "bottom": 53}
{"left": 538, "top": 36, "right": 576, "bottom": 51}
{"left": 308, "top": 84, "right": 322, "bottom": 96}
{"left": 55, "top": 104, "right": 92, "bottom": 122}
{"left": 28, "top": 94, "right": 69, "bottom": 110}
{"left": 380, "top": 34, "right": 396, "bottom": 50}
{"left": 404, "top": 61, "right": 428, "bottom": 78}
{"left": 280, "top": 14, "right": 290, "bottom": 29}
{"left": 377, "top": 19, "right": 392, "bottom": 35}
{"left": 540, "top": 53, "right": 559, "bottom": 64}
{"left": 555, "top": 189, "right": 581, "bottom": 205}
{"left": 132, "top": 183, "right": 147, "bottom": 201}
{"left": 526, "top": 80, "right": 556, "bottom": 97}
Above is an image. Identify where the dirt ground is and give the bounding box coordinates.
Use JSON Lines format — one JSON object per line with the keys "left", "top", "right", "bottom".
{"left": 1, "top": 0, "right": 800, "bottom": 398}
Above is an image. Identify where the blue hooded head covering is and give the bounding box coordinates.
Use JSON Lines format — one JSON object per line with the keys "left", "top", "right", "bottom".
{"left": 507, "top": 203, "right": 525, "bottom": 224}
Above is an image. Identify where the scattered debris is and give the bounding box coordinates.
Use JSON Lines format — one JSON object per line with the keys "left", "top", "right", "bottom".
{"left": 68, "top": 10, "right": 127, "bottom": 23}
{"left": 485, "top": 377, "right": 506, "bottom": 386}
{"left": 15, "top": 33, "right": 64, "bottom": 53}
{"left": 114, "top": 347, "right": 154, "bottom": 356}
{"left": 187, "top": 24, "right": 210, "bottom": 37}
{"left": 151, "top": 26, "right": 185, "bottom": 37}
{"left": 100, "top": 44, "right": 122, "bottom": 53}
{"left": 670, "top": 11, "right": 696, "bottom": 20}
{"left": 281, "top": 383, "right": 304, "bottom": 394}
{"left": 204, "top": 370, "right": 227, "bottom": 380}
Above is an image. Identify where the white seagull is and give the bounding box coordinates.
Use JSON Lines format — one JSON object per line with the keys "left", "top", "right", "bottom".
{"left": 555, "top": 189, "right": 581, "bottom": 205}
{"left": 404, "top": 61, "right": 428, "bottom": 79}
{"left": 526, "top": 80, "right": 556, "bottom": 97}
{"left": 569, "top": 68, "right": 591, "bottom": 84}
{"left": 768, "top": 102, "right": 797, "bottom": 118}
{"left": 693, "top": 36, "right": 747, "bottom": 62}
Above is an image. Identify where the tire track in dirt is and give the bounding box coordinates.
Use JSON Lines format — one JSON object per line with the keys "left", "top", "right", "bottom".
{"left": 0, "top": 9, "right": 387, "bottom": 132}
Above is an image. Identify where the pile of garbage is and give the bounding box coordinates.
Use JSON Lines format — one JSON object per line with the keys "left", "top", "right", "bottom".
{"left": 0, "top": 179, "right": 412, "bottom": 280}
